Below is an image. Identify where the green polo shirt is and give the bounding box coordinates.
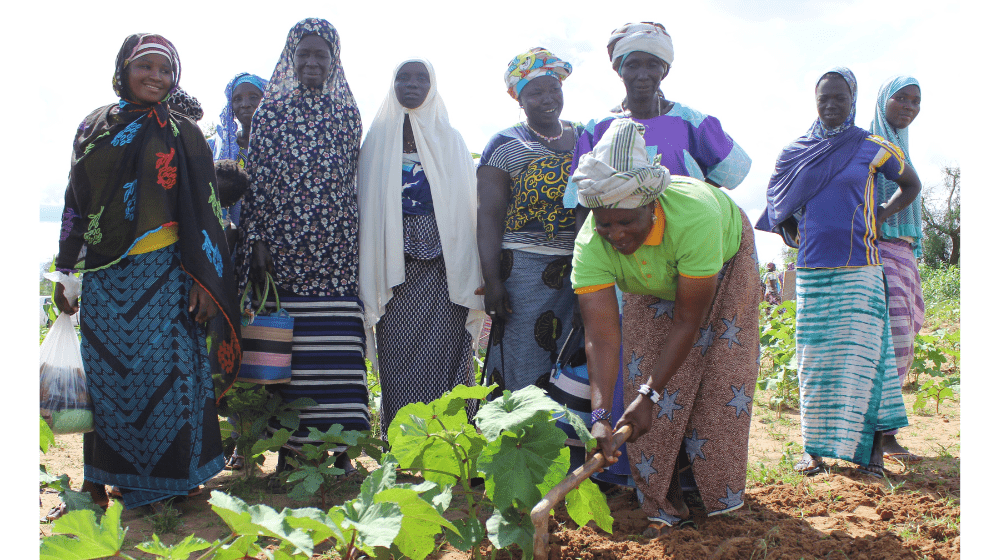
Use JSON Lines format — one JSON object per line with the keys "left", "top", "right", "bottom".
{"left": 571, "top": 176, "right": 742, "bottom": 300}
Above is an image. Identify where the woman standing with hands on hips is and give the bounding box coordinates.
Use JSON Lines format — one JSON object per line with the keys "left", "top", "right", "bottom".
{"left": 52, "top": 33, "right": 240, "bottom": 512}
{"left": 574, "top": 119, "right": 760, "bottom": 537}
{"left": 358, "top": 58, "right": 485, "bottom": 438}
{"left": 870, "top": 76, "right": 925, "bottom": 463}
{"left": 477, "top": 48, "right": 583, "bottom": 393}
{"left": 756, "top": 68, "right": 921, "bottom": 479}
{"left": 237, "top": 18, "right": 368, "bottom": 475}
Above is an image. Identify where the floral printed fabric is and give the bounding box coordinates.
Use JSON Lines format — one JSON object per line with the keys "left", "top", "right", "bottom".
{"left": 237, "top": 18, "right": 362, "bottom": 298}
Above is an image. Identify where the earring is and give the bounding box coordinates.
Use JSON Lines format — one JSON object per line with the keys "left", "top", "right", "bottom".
{"left": 651, "top": 214, "right": 657, "bottom": 223}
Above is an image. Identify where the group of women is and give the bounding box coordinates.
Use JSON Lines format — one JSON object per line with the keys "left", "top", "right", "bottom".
{"left": 50, "top": 16, "right": 926, "bottom": 538}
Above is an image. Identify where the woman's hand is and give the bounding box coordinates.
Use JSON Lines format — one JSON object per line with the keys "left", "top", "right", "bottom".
{"left": 482, "top": 280, "right": 513, "bottom": 320}
{"left": 250, "top": 240, "right": 274, "bottom": 287}
{"left": 189, "top": 283, "right": 219, "bottom": 322}
{"left": 53, "top": 282, "right": 78, "bottom": 315}
{"left": 588, "top": 420, "right": 621, "bottom": 469}
{"left": 617, "top": 395, "right": 654, "bottom": 441}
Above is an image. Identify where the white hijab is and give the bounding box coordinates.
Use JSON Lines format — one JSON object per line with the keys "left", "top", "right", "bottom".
{"left": 357, "top": 58, "right": 486, "bottom": 355}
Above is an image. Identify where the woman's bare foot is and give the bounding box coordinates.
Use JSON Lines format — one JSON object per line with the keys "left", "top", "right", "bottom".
{"left": 81, "top": 480, "right": 109, "bottom": 508}
{"left": 882, "top": 434, "right": 923, "bottom": 462}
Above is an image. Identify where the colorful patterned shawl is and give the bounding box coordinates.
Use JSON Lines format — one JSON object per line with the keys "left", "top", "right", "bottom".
{"left": 55, "top": 33, "right": 241, "bottom": 393}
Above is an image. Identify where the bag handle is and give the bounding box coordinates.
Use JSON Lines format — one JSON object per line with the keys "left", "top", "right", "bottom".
{"left": 241, "top": 272, "right": 281, "bottom": 316}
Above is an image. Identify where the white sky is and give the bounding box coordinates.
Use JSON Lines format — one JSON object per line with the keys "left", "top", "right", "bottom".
{"left": 6, "top": 0, "right": 992, "bottom": 555}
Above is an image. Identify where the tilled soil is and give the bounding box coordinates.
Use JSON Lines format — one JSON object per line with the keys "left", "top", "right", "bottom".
{"left": 39, "top": 391, "right": 960, "bottom": 559}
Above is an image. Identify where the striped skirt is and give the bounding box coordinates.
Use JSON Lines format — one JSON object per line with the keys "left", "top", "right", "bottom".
{"left": 81, "top": 244, "right": 224, "bottom": 509}
{"left": 262, "top": 293, "right": 371, "bottom": 450}
{"left": 879, "top": 238, "right": 925, "bottom": 436}
{"left": 796, "top": 266, "right": 908, "bottom": 465}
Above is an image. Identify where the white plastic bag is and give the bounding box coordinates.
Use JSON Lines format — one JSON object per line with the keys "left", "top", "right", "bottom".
{"left": 40, "top": 313, "right": 93, "bottom": 434}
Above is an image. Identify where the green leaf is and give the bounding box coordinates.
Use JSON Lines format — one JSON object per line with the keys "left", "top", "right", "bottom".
{"left": 333, "top": 460, "right": 404, "bottom": 553}
{"left": 486, "top": 504, "right": 536, "bottom": 559}
{"left": 40, "top": 468, "right": 71, "bottom": 493}
{"left": 208, "top": 491, "right": 315, "bottom": 556}
{"left": 61, "top": 489, "right": 106, "bottom": 517}
{"left": 211, "top": 535, "right": 265, "bottom": 560}
{"left": 251, "top": 429, "right": 291, "bottom": 458}
{"left": 475, "top": 385, "right": 562, "bottom": 441}
{"left": 479, "top": 421, "right": 568, "bottom": 511}
{"left": 40, "top": 500, "right": 129, "bottom": 560}
{"left": 448, "top": 383, "right": 496, "bottom": 401}
{"left": 555, "top": 405, "right": 596, "bottom": 451}
{"left": 137, "top": 534, "right": 212, "bottom": 559}
{"left": 565, "top": 478, "right": 614, "bottom": 533}
{"left": 447, "top": 517, "right": 485, "bottom": 552}
{"left": 41, "top": 416, "right": 55, "bottom": 453}
{"left": 376, "top": 487, "right": 459, "bottom": 560}
{"left": 281, "top": 507, "right": 344, "bottom": 547}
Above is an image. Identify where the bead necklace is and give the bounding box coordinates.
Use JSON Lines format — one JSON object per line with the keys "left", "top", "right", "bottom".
{"left": 524, "top": 120, "right": 565, "bottom": 142}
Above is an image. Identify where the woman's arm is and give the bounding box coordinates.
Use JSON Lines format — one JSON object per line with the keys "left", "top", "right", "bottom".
{"left": 476, "top": 165, "right": 513, "bottom": 319}
{"left": 876, "top": 164, "right": 921, "bottom": 233}
{"left": 579, "top": 286, "right": 623, "bottom": 464}
{"left": 615, "top": 274, "right": 717, "bottom": 441}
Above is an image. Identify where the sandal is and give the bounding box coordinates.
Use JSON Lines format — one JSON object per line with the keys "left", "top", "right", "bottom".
{"left": 855, "top": 463, "right": 885, "bottom": 479}
{"left": 224, "top": 454, "right": 245, "bottom": 471}
{"left": 883, "top": 451, "right": 923, "bottom": 464}
{"left": 793, "top": 454, "right": 824, "bottom": 475}
{"left": 643, "top": 518, "right": 696, "bottom": 538}
{"left": 44, "top": 502, "right": 68, "bottom": 522}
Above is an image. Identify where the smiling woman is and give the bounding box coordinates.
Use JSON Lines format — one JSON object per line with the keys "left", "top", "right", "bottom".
{"left": 49, "top": 32, "right": 240, "bottom": 515}
{"left": 476, "top": 47, "right": 584, "bottom": 394}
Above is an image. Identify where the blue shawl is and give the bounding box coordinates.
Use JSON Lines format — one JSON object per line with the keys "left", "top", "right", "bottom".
{"left": 870, "top": 76, "right": 922, "bottom": 256}
{"left": 756, "top": 67, "right": 869, "bottom": 247}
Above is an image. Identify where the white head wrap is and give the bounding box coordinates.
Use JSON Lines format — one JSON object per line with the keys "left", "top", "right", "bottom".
{"left": 357, "top": 59, "right": 486, "bottom": 363}
{"left": 573, "top": 118, "right": 671, "bottom": 209}
{"left": 608, "top": 22, "right": 674, "bottom": 73}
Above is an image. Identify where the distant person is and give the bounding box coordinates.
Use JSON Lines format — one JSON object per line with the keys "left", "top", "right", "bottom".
{"left": 757, "top": 67, "right": 921, "bottom": 479}
{"left": 763, "top": 262, "right": 781, "bottom": 306}
{"left": 52, "top": 33, "right": 240, "bottom": 514}
{"left": 871, "top": 76, "right": 925, "bottom": 463}
{"left": 357, "top": 59, "right": 485, "bottom": 438}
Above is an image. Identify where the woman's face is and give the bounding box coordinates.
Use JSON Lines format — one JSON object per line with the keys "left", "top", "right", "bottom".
{"left": 593, "top": 204, "right": 656, "bottom": 256}
{"left": 885, "top": 84, "right": 921, "bottom": 130}
{"left": 394, "top": 62, "right": 431, "bottom": 109}
{"left": 127, "top": 53, "right": 173, "bottom": 104}
{"left": 294, "top": 34, "right": 333, "bottom": 88}
{"left": 620, "top": 51, "right": 668, "bottom": 101}
{"left": 232, "top": 82, "right": 263, "bottom": 130}
{"left": 518, "top": 75, "right": 563, "bottom": 127}
{"left": 815, "top": 74, "right": 852, "bottom": 129}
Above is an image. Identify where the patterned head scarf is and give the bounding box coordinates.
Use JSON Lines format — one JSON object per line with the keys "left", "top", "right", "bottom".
{"left": 807, "top": 67, "right": 858, "bottom": 140}
{"left": 504, "top": 47, "right": 572, "bottom": 100}
{"left": 166, "top": 87, "right": 204, "bottom": 121}
{"left": 871, "top": 75, "right": 922, "bottom": 253}
{"left": 237, "top": 17, "right": 363, "bottom": 298}
{"left": 573, "top": 118, "right": 670, "bottom": 209}
{"left": 214, "top": 72, "right": 268, "bottom": 161}
{"left": 607, "top": 22, "right": 674, "bottom": 74}
{"left": 112, "top": 34, "right": 181, "bottom": 103}
{"left": 261, "top": 17, "right": 356, "bottom": 106}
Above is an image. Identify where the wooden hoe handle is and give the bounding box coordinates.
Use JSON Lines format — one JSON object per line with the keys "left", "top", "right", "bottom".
{"left": 530, "top": 424, "right": 633, "bottom": 559}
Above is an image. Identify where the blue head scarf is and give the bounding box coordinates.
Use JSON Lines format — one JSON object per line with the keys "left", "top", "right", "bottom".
{"left": 213, "top": 72, "right": 268, "bottom": 161}
{"left": 756, "top": 67, "right": 869, "bottom": 246}
{"left": 871, "top": 75, "right": 922, "bottom": 255}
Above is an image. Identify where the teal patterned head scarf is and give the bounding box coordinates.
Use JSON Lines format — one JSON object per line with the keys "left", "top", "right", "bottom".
{"left": 870, "top": 75, "right": 922, "bottom": 254}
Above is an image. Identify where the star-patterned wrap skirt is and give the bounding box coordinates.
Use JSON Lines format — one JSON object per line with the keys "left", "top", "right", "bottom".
{"left": 621, "top": 211, "right": 760, "bottom": 525}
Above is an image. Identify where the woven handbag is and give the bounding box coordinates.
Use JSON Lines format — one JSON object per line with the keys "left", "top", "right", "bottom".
{"left": 237, "top": 274, "right": 293, "bottom": 384}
